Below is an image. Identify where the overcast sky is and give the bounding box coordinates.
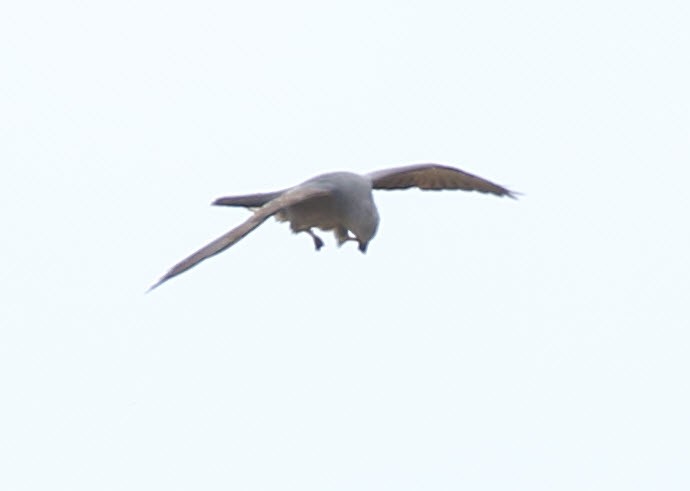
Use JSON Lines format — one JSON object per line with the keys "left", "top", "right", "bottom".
{"left": 2, "top": 1, "right": 689, "bottom": 490}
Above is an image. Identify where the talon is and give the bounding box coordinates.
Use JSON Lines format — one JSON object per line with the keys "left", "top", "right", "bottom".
{"left": 306, "top": 229, "right": 324, "bottom": 251}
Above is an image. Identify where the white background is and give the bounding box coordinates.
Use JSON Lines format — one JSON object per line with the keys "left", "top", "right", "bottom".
{"left": 2, "top": 1, "right": 689, "bottom": 489}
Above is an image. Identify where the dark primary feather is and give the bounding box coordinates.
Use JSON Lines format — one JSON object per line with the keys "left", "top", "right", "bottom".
{"left": 148, "top": 186, "right": 331, "bottom": 290}
{"left": 368, "top": 163, "right": 516, "bottom": 198}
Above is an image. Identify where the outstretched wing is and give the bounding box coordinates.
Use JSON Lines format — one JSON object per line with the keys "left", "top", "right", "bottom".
{"left": 367, "top": 163, "right": 516, "bottom": 198}
{"left": 149, "top": 185, "right": 332, "bottom": 290}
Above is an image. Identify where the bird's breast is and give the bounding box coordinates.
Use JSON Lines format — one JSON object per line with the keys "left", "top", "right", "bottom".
{"left": 281, "top": 195, "right": 342, "bottom": 232}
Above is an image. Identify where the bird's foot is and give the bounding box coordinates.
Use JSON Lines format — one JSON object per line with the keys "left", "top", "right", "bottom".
{"left": 306, "top": 230, "right": 324, "bottom": 251}
{"left": 336, "top": 229, "right": 358, "bottom": 248}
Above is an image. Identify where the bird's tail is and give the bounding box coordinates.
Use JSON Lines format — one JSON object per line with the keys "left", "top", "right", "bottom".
{"left": 212, "top": 191, "right": 284, "bottom": 208}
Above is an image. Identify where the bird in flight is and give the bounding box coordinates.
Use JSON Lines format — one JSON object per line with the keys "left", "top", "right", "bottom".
{"left": 149, "top": 163, "right": 516, "bottom": 290}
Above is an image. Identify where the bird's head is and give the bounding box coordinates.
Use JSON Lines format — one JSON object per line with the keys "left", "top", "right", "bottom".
{"left": 350, "top": 205, "right": 379, "bottom": 254}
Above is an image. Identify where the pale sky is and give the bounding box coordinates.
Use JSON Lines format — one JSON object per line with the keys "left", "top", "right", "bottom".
{"left": 2, "top": 1, "right": 689, "bottom": 490}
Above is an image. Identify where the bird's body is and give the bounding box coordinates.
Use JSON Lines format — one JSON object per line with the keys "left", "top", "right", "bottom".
{"left": 150, "top": 164, "right": 516, "bottom": 290}
{"left": 279, "top": 172, "right": 380, "bottom": 250}
{"left": 213, "top": 171, "right": 379, "bottom": 251}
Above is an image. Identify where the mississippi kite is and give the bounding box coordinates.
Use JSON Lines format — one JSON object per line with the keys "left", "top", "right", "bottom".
{"left": 150, "top": 163, "right": 516, "bottom": 290}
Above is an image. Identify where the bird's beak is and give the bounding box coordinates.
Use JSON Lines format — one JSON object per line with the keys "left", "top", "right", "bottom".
{"left": 358, "top": 242, "right": 368, "bottom": 253}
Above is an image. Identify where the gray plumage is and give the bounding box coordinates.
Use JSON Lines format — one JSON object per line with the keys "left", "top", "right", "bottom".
{"left": 149, "top": 163, "right": 516, "bottom": 290}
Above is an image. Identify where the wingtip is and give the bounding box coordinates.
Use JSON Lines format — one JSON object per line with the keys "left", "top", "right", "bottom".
{"left": 146, "top": 278, "right": 165, "bottom": 293}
